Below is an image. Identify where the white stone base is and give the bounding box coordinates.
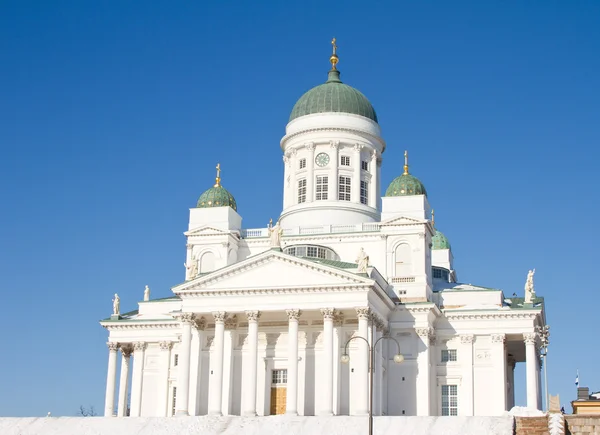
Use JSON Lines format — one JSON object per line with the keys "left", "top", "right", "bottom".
{"left": 0, "top": 415, "right": 515, "bottom": 435}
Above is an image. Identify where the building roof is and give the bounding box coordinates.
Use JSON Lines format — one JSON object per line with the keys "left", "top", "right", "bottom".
{"left": 432, "top": 229, "right": 451, "bottom": 250}
{"left": 197, "top": 184, "right": 237, "bottom": 210}
{"left": 289, "top": 69, "right": 378, "bottom": 123}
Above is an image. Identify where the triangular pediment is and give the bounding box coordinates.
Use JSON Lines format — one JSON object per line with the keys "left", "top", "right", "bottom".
{"left": 380, "top": 215, "right": 427, "bottom": 227}
{"left": 184, "top": 225, "right": 232, "bottom": 237}
{"left": 173, "top": 250, "right": 372, "bottom": 293}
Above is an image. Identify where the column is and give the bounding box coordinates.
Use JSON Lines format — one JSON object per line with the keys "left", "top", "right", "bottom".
{"left": 355, "top": 307, "right": 370, "bottom": 415}
{"left": 189, "top": 317, "right": 206, "bottom": 415}
{"left": 222, "top": 315, "right": 237, "bottom": 415}
{"left": 507, "top": 356, "right": 516, "bottom": 410}
{"left": 460, "top": 335, "right": 474, "bottom": 416}
{"left": 290, "top": 149, "right": 297, "bottom": 206}
{"left": 353, "top": 144, "right": 363, "bottom": 203}
{"left": 524, "top": 333, "right": 539, "bottom": 409}
{"left": 536, "top": 355, "right": 543, "bottom": 410}
{"left": 104, "top": 342, "right": 119, "bottom": 416}
{"left": 329, "top": 141, "right": 340, "bottom": 200}
{"left": 208, "top": 311, "right": 226, "bottom": 415}
{"left": 369, "top": 152, "right": 377, "bottom": 209}
{"left": 491, "top": 334, "right": 507, "bottom": 414}
{"left": 416, "top": 328, "right": 432, "bottom": 416}
{"left": 332, "top": 312, "right": 343, "bottom": 415}
{"left": 306, "top": 143, "right": 315, "bottom": 202}
{"left": 283, "top": 155, "right": 289, "bottom": 209}
{"left": 243, "top": 311, "right": 261, "bottom": 416}
{"left": 117, "top": 345, "right": 132, "bottom": 417}
{"left": 286, "top": 309, "right": 301, "bottom": 415}
{"left": 175, "top": 313, "right": 195, "bottom": 416}
{"left": 130, "top": 342, "right": 147, "bottom": 417}
{"left": 321, "top": 308, "right": 335, "bottom": 415}
{"left": 156, "top": 341, "right": 172, "bottom": 417}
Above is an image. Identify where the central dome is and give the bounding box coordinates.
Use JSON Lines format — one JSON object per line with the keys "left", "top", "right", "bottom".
{"left": 289, "top": 70, "right": 378, "bottom": 123}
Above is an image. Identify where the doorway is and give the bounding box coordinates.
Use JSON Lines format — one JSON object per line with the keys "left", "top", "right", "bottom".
{"left": 270, "top": 369, "right": 287, "bottom": 415}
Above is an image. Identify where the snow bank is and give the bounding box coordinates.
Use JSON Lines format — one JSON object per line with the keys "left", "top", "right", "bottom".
{"left": 0, "top": 415, "right": 515, "bottom": 435}
{"left": 507, "top": 406, "right": 546, "bottom": 417}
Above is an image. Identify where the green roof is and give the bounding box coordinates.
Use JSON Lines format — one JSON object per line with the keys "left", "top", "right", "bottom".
{"left": 300, "top": 257, "right": 358, "bottom": 269}
{"left": 432, "top": 229, "right": 451, "bottom": 250}
{"left": 197, "top": 184, "right": 237, "bottom": 211}
{"left": 289, "top": 70, "right": 378, "bottom": 123}
{"left": 385, "top": 173, "right": 427, "bottom": 197}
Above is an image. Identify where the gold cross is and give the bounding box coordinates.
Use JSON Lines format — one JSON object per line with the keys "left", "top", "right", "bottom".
{"left": 331, "top": 38, "right": 337, "bottom": 55}
{"left": 216, "top": 163, "right": 221, "bottom": 178}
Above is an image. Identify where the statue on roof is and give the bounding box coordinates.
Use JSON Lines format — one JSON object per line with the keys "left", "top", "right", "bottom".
{"left": 184, "top": 256, "right": 198, "bottom": 281}
{"left": 112, "top": 293, "right": 120, "bottom": 315}
{"left": 144, "top": 285, "right": 150, "bottom": 301}
{"left": 268, "top": 219, "right": 283, "bottom": 249}
{"left": 524, "top": 269, "right": 536, "bottom": 303}
{"left": 356, "top": 248, "right": 369, "bottom": 273}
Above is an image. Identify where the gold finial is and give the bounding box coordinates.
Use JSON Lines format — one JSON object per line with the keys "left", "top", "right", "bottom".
{"left": 214, "top": 163, "right": 221, "bottom": 187}
{"left": 330, "top": 37, "right": 339, "bottom": 70}
{"left": 403, "top": 150, "right": 409, "bottom": 175}
{"left": 431, "top": 209, "right": 435, "bottom": 227}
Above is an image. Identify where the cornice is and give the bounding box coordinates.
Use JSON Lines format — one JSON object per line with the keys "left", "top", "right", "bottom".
{"left": 242, "top": 232, "right": 384, "bottom": 245}
{"left": 101, "top": 321, "right": 179, "bottom": 331}
{"left": 177, "top": 284, "right": 370, "bottom": 298}
{"left": 280, "top": 127, "right": 386, "bottom": 151}
{"left": 443, "top": 311, "right": 540, "bottom": 321}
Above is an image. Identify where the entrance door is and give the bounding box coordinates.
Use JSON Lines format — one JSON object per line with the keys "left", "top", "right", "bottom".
{"left": 270, "top": 369, "right": 288, "bottom": 415}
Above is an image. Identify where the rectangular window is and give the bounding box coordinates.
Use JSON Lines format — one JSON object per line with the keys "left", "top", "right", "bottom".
{"left": 441, "top": 349, "right": 457, "bottom": 362}
{"left": 341, "top": 155, "right": 350, "bottom": 166}
{"left": 298, "top": 179, "right": 307, "bottom": 203}
{"left": 441, "top": 385, "right": 458, "bottom": 416}
{"left": 361, "top": 160, "right": 369, "bottom": 171}
{"left": 338, "top": 176, "right": 351, "bottom": 201}
{"left": 272, "top": 369, "right": 288, "bottom": 384}
{"left": 360, "top": 180, "right": 368, "bottom": 205}
{"left": 316, "top": 175, "right": 328, "bottom": 200}
{"left": 174, "top": 354, "right": 179, "bottom": 366}
{"left": 432, "top": 268, "right": 442, "bottom": 279}
{"left": 171, "top": 387, "right": 177, "bottom": 416}
{"left": 299, "top": 158, "right": 306, "bottom": 169}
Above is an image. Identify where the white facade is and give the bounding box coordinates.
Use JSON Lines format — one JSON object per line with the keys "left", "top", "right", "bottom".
{"left": 101, "top": 66, "right": 546, "bottom": 419}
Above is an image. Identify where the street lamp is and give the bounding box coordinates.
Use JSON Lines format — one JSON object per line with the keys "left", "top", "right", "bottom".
{"left": 341, "top": 334, "right": 404, "bottom": 435}
{"left": 536, "top": 324, "right": 550, "bottom": 411}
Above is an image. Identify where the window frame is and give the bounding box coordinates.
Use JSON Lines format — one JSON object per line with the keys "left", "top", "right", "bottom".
{"left": 360, "top": 180, "right": 368, "bottom": 205}
{"left": 441, "top": 384, "right": 458, "bottom": 416}
{"left": 297, "top": 178, "right": 307, "bottom": 203}
{"left": 338, "top": 176, "right": 351, "bottom": 201}
{"left": 315, "top": 175, "right": 328, "bottom": 200}
{"left": 299, "top": 158, "right": 306, "bottom": 170}
{"left": 441, "top": 349, "right": 458, "bottom": 363}
{"left": 340, "top": 155, "right": 351, "bottom": 166}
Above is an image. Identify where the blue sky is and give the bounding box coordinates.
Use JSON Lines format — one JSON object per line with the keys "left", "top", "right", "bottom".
{"left": 1, "top": 0, "right": 598, "bottom": 417}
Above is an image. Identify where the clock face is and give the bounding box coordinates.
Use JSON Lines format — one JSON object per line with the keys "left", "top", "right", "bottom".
{"left": 315, "top": 152, "right": 330, "bottom": 167}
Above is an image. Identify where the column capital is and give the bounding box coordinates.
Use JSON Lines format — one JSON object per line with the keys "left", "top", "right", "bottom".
{"left": 176, "top": 312, "right": 196, "bottom": 325}
{"left": 333, "top": 312, "right": 344, "bottom": 327}
{"left": 213, "top": 311, "right": 227, "bottom": 323}
{"left": 491, "top": 333, "right": 506, "bottom": 344}
{"left": 159, "top": 341, "right": 173, "bottom": 351}
{"left": 120, "top": 344, "right": 133, "bottom": 357}
{"left": 523, "top": 332, "right": 538, "bottom": 345}
{"left": 329, "top": 140, "right": 340, "bottom": 149}
{"left": 194, "top": 316, "right": 207, "bottom": 331}
{"left": 186, "top": 243, "right": 193, "bottom": 249}
{"left": 224, "top": 314, "right": 238, "bottom": 330}
{"left": 133, "top": 342, "right": 147, "bottom": 353}
{"left": 371, "top": 151, "right": 378, "bottom": 161}
{"left": 305, "top": 142, "right": 315, "bottom": 152}
{"left": 107, "top": 342, "right": 119, "bottom": 352}
{"left": 320, "top": 308, "right": 336, "bottom": 320}
{"left": 460, "top": 334, "right": 474, "bottom": 344}
{"left": 416, "top": 327, "right": 435, "bottom": 343}
{"left": 354, "top": 143, "right": 364, "bottom": 152}
{"left": 355, "top": 307, "right": 370, "bottom": 320}
{"left": 245, "top": 311, "right": 261, "bottom": 322}
{"left": 286, "top": 309, "right": 302, "bottom": 321}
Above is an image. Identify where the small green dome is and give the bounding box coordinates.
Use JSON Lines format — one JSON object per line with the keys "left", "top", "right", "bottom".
{"left": 385, "top": 173, "right": 427, "bottom": 197}
{"left": 289, "top": 70, "right": 378, "bottom": 123}
{"left": 197, "top": 184, "right": 237, "bottom": 211}
{"left": 432, "top": 229, "right": 451, "bottom": 250}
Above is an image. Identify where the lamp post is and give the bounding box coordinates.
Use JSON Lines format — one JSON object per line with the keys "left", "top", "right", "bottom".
{"left": 536, "top": 325, "right": 550, "bottom": 411}
{"left": 341, "top": 334, "right": 404, "bottom": 435}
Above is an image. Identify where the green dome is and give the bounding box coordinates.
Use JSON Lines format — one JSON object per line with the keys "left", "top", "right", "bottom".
{"left": 197, "top": 183, "right": 237, "bottom": 211}
{"left": 385, "top": 173, "right": 427, "bottom": 197}
{"left": 289, "top": 70, "right": 378, "bottom": 123}
{"left": 432, "top": 229, "right": 451, "bottom": 250}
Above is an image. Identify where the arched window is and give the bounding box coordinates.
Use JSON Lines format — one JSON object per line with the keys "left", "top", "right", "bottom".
{"left": 394, "top": 243, "right": 412, "bottom": 276}
{"left": 200, "top": 252, "right": 216, "bottom": 273}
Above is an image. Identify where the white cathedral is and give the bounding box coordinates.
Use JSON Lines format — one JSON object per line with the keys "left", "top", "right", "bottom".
{"left": 101, "top": 42, "right": 546, "bottom": 419}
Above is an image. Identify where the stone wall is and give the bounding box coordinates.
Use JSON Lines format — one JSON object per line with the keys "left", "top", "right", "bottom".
{"left": 565, "top": 416, "right": 600, "bottom": 435}
{"left": 515, "top": 416, "right": 550, "bottom": 435}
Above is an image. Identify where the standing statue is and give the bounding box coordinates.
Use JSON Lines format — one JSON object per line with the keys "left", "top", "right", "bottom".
{"left": 112, "top": 293, "right": 120, "bottom": 315}
{"left": 184, "top": 256, "right": 198, "bottom": 280}
{"left": 268, "top": 219, "right": 283, "bottom": 248}
{"left": 524, "top": 269, "right": 536, "bottom": 303}
{"left": 355, "top": 248, "right": 369, "bottom": 273}
{"left": 143, "top": 285, "right": 150, "bottom": 301}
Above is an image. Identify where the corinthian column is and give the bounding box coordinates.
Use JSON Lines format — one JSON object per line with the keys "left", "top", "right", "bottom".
{"left": 209, "top": 311, "right": 226, "bottom": 415}
{"left": 117, "top": 345, "right": 132, "bottom": 417}
{"left": 355, "top": 307, "right": 370, "bottom": 415}
{"left": 243, "top": 311, "right": 261, "bottom": 416}
{"left": 286, "top": 309, "right": 301, "bottom": 415}
{"left": 104, "top": 342, "right": 119, "bottom": 416}
{"left": 130, "top": 342, "right": 147, "bottom": 417}
{"left": 321, "top": 308, "right": 335, "bottom": 415}
{"left": 524, "top": 333, "right": 539, "bottom": 409}
{"left": 175, "top": 313, "right": 195, "bottom": 416}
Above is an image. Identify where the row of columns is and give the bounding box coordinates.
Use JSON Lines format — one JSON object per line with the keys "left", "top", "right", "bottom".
{"left": 104, "top": 342, "right": 147, "bottom": 417}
